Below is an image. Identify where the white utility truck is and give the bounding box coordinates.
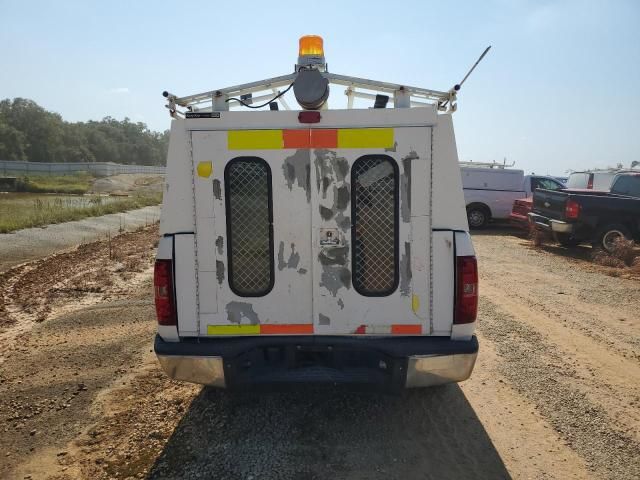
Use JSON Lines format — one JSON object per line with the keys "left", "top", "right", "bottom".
{"left": 154, "top": 36, "right": 482, "bottom": 391}
{"left": 461, "top": 162, "right": 565, "bottom": 228}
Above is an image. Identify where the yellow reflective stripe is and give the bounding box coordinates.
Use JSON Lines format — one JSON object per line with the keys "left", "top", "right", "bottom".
{"left": 207, "top": 324, "right": 260, "bottom": 335}
{"left": 228, "top": 130, "right": 283, "bottom": 150}
{"left": 337, "top": 128, "right": 394, "bottom": 149}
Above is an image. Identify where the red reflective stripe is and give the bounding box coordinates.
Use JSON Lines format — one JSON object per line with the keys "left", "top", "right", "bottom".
{"left": 260, "top": 324, "right": 314, "bottom": 334}
{"left": 391, "top": 324, "right": 422, "bottom": 335}
{"left": 282, "top": 129, "right": 310, "bottom": 148}
{"left": 310, "top": 129, "right": 338, "bottom": 148}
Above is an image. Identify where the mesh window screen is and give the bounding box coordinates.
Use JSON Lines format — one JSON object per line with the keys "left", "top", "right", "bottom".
{"left": 352, "top": 155, "right": 398, "bottom": 296}
{"left": 225, "top": 158, "right": 273, "bottom": 296}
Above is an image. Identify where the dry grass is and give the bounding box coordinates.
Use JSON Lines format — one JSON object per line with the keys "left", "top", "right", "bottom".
{"left": 0, "top": 192, "right": 162, "bottom": 233}
{"left": 16, "top": 173, "right": 94, "bottom": 195}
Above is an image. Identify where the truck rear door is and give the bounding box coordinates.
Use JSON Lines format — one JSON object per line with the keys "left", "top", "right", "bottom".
{"left": 188, "top": 117, "right": 433, "bottom": 336}
{"left": 311, "top": 126, "right": 431, "bottom": 334}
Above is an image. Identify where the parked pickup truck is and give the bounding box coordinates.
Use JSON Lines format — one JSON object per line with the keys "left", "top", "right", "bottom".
{"left": 529, "top": 172, "right": 640, "bottom": 251}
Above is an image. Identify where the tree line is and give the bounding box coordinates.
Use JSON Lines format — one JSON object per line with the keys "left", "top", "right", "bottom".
{"left": 0, "top": 98, "right": 169, "bottom": 166}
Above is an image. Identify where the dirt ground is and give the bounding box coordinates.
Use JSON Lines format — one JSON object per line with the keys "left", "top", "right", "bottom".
{"left": 0, "top": 227, "right": 639, "bottom": 479}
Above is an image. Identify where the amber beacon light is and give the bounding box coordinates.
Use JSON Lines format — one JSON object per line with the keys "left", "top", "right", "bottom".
{"left": 299, "top": 35, "right": 324, "bottom": 57}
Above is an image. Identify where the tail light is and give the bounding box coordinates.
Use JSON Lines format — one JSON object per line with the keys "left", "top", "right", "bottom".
{"left": 455, "top": 256, "right": 478, "bottom": 324}
{"left": 154, "top": 259, "right": 176, "bottom": 326}
{"left": 565, "top": 199, "right": 581, "bottom": 220}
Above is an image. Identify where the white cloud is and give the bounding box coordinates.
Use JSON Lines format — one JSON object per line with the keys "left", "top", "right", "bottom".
{"left": 109, "top": 87, "right": 130, "bottom": 94}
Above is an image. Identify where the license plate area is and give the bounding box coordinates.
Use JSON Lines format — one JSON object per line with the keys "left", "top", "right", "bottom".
{"left": 224, "top": 343, "right": 407, "bottom": 390}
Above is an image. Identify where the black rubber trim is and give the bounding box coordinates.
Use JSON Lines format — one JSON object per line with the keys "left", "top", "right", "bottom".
{"left": 351, "top": 154, "right": 400, "bottom": 297}
{"left": 155, "top": 334, "right": 478, "bottom": 359}
{"left": 224, "top": 157, "right": 275, "bottom": 297}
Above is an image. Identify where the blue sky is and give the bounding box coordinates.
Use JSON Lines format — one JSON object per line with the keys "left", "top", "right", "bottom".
{"left": 1, "top": 0, "right": 639, "bottom": 175}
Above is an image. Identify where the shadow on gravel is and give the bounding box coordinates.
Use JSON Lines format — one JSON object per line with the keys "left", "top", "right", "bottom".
{"left": 147, "top": 385, "right": 511, "bottom": 480}
{"left": 533, "top": 244, "right": 593, "bottom": 262}
{"left": 469, "top": 223, "right": 522, "bottom": 237}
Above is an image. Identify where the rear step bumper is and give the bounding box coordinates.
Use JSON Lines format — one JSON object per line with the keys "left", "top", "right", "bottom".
{"left": 154, "top": 334, "right": 478, "bottom": 391}
{"left": 528, "top": 212, "right": 574, "bottom": 233}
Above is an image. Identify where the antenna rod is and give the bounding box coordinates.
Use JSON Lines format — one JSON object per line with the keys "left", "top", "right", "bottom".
{"left": 454, "top": 45, "right": 491, "bottom": 91}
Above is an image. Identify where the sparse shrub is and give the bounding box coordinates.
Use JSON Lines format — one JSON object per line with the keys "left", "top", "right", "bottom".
{"left": 592, "top": 237, "right": 638, "bottom": 268}
{"left": 609, "top": 237, "right": 636, "bottom": 265}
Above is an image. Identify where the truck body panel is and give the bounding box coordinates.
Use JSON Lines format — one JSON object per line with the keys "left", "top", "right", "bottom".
{"left": 154, "top": 40, "right": 480, "bottom": 389}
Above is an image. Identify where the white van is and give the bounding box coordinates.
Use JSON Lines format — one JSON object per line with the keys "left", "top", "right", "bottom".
{"left": 461, "top": 165, "right": 565, "bottom": 228}
{"left": 153, "top": 36, "right": 479, "bottom": 391}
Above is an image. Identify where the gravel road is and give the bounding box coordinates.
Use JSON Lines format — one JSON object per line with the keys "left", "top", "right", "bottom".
{"left": 0, "top": 227, "right": 638, "bottom": 479}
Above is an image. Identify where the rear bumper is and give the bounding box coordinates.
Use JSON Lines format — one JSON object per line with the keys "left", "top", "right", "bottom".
{"left": 528, "top": 212, "right": 574, "bottom": 233}
{"left": 509, "top": 212, "right": 530, "bottom": 230}
{"left": 155, "top": 334, "right": 478, "bottom": 391}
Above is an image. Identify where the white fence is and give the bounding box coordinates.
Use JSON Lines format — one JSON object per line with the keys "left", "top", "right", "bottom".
{"left": 0, "top": 160, "right": 165, "bottom": 177}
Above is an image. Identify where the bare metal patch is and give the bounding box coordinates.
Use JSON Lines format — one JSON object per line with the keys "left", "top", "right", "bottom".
{"left": 283, "top": 149, "right": 311, "bottom": 203}
{"left": 320, "top": 266, "right": 351, "bottom": 297}
{"left": 298, "top": 268, "right": 308, "bottom": 275}
{"left": 212, "top": 179, "right": 222, "bottom": 200}
{"left": 319, "top": 205, "right": 334, "bottom": 221}
{"left": 322, "top": 176, "right": 331, "bottom": 198}
{"left": 226, "top": 301, "right": 259, "bottom": 325}
{"left": 332, "top": 157, "right": 350, "bottom": 182}
{"left": 333, "top": 185, "right": 350, "bottom": 211}
{"left": 319, "top": 313, "right": 330, "bottom": 325}
{"left": 385, "top": 141, "right": 398, "bottom": 153}
{"left": 215, "top": 236, "right": 224, "bottom": 255}
{"left": 337, "top": 298, "right": 345, "bottom": 310}
{"left": 216, "top": 260, "right": 225, "bottom": 285}
{"left": 287, "top": 244, "right": 300, "bottom": 269}
{"left": 335, "top": 213, "right": 351, "bottom": 232}
{"left": 314, "top": 150, "right": 333, "bottom": 192}
{"left": 277, "top": 241, "right": 286, "bottom": 271}
{"left": 318, "top": 244, "right": 349, "bottom": 266}
{"left": 401, "top": 158, "right": 412, "bottom": 223}
{"left": 399, "top": 242, "right": 411, "bottom": 296}
{"left": 278, "top": 241, "right": 301, "bottom": 270}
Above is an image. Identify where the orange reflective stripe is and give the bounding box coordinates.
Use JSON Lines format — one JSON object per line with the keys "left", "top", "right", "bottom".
{"left": 260, "top": 324, "right": 314, "bottom": 334}
{"left": 391, "top": 324, "right": 422, "bottom": 335}
{"left": 282, "top": 129, "right": 310, "bottom": 148}
{"left": 310, "top": 129, "right": 338, "bottom": 148}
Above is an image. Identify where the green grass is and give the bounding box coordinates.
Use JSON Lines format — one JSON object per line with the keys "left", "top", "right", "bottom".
{"left": 0, "top": 192, "right": 162, "bottom": 233}
{"left": 15, "top": 173, "right": 94, "bottom": 195}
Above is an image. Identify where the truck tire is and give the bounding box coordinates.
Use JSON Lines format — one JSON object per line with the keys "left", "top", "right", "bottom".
{"left": 593, "top": 224, "right": 631, "bottom": 253}
{"left": 467, "top": 205, "right": 490, "bottom": 229}
{"left": 553, "top": 232, "right": 580, "bottom": 247}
